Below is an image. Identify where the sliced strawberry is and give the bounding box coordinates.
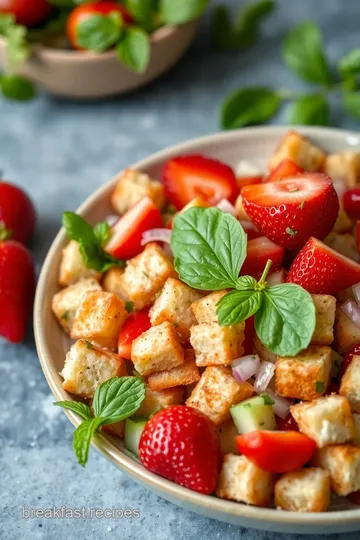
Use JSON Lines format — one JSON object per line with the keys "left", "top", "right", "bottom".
{"left": 0, "top": 181, "right": 37, "bottom": 244}
{"left": 118, "top": 309, "right": 151, "bottom": 360}
{"left": 105, "top": 196, "right": 162, "bottom": 260}
{"left": 356, "top": 221, "right": 360, "bottom": 254}
{"left": 162, "top": 155, "right": 238, "bottom": 210}
{"left": 239, "top": 220, "right": 262, "bottom": 240}
{"left": 287, "top": 237, "right": 360, "bottom": 294}
{"left": 265, "top": 159, "right": 303, "bottom": 182}
{"left": 238, "top": 175, "right": 263, "bottom": 189}
{"left": 343, "top": 188, "right": 360, "bottom": 219}
{"left": 241, "top": 173, "right": 339, "bottom": 250}
{"left": 276, "top": 413, "right": 299, "bottom": 432}
{"left": 240, "top": 236, "right": 284, "bottom": 278}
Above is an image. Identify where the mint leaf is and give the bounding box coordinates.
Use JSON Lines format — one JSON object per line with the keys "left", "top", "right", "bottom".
{"left": 338, "top": 49, "right": 360, "bottom": 79}
{"left": 282, "top": 21, "right": 332, "bottom": 86}
{"left": 127, "top": 0, "right": 158, "bottom": 31}
{"left": 93, "top": 376, "right": 146, "bottom": 425}
{"left": 0, "top": 74, "right": 36, "bottom": 101}
{"left": 76, "top": 13, "right": 123, "bottom": 52}
{"left": 171, "top": 208, "right": 247, "bottom": 291}
{"left": 160, "top": 0, "right": 208, "bottom": 24}
{"left": 53, "top": 400, "right": 92, "bottom": 421}
{"left": 216, "top": 288, "right": 262, "bottom": 326}
{"left": 343, "top": 91, "right": 360, "bottom": 120}
{"left": 93, "top": 221, "right": 111, "bottom": 246}
{"left": 116, "top": 27, "right": 150, "bottom": 73}
{"left": 221, "top": 87, "right": 280, "bottom": 129}
{"left": 73, "top": 417, "right": 103, "bottom": 466}
{"left": 287, "top": 94, "right": 329, "bottom": 126}
{"left": 255, "top": 283, "right": 316, "bottom": 356}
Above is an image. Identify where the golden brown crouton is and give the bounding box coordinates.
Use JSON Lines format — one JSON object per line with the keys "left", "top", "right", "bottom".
{"left": 102, "top": 267, "right": 125, "bottom": 299}
{"left": 311, "top": 294, "right": 336, "bottom": 345}
{"left": 353, "top": 413, "right": 360, "bottom": 445}
{"left": 147, "top": 349, "right": 200, "bottom": 391}
{"left": 312, "top": 444, "right": 360, "bottom": 496}
{"left": 268, "top": 131, "right": 326, "bottom": 172}
{"left": 291, "top": 395, "right": 355, "bottom": 448}
{"left": 71, "top": 291, "right": 127, "bottom": 350}
{"left": 218, "top": 420, "right": 239, "bottom": 455}
{"left": 131, "top": 321, "right": 184, "bottom": 376}
{"left": 186, "top": 366, "right": 253, "bottom": 425}
{"left": 111, "top": 169, "right": 165, "bottom": 214}
{"left": 234, "top": 195, "right": 250, "bottom": 221}
{"left": 137, "top": 385, "right": 184, "bottom": 417}
{"left": 102, "top": 422, "right": 125, "bottom": 438}
{"left": 149, "top": 278, "right": 202, "bottom": 341}
{"left": 191, "top": 291, "right": 228, "bottom": 324}
{"left": 274, "top": 468, "right": 331, "bottom": 513}
{"left": 216, "top": 454, "right": 275, "bottom": 506}
{"left": 61, "top": 339, "right": 126, "bottom": 398}
{"left": 58, "top": 240, "right": 101, "bottom": 287}
{"left": 190, "top": 322, "right": 245, "bottom": 367}
{"left": 324, "top": 151, "right": 360, "bottom": 189}
{"left": 325, "top": 233, "right": 359, "bottom": 262}
{"left": 275, "top": 345, "right": 332, "bottom": 401}
{"left": 335, "top": 306, "right": 360, "bottom": 353}
{"left": 340, "top": 355, "right": 360, "bottom": 413}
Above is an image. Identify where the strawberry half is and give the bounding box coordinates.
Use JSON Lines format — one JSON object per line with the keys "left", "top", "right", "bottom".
{"left": 139, "top": 405, "right": 221, "bottom": 494}
{"left": 241, "top": 173, "right": 339, "bottom": 250}
{"left": 240, "top": 236, "right": 284, "bottom": 278}
{"left": 287, "top": 237, "right": 360, "bottom": 294}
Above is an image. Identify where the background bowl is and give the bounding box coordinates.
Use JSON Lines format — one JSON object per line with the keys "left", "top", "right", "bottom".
{"left": 0, "top": 21, "right": 198, "bottom": 99}
{"left": 34, "top": 126, "right": 360, "bottom": 534}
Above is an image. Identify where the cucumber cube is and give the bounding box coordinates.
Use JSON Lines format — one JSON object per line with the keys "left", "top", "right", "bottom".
{"left": 124, "top": 417, "right": 147, "bottom": 456}
{"left": 230, "top": 394, "right": 276, "bottom": 434}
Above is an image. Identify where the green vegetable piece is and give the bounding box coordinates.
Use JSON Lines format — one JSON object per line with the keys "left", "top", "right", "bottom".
{"left": 124, "top": 416, "right": 148, "bottom": 456}
{"left": 230, "top": 395, "right": 276, "bottom": 434}
{"left": 338, "top": 49, "right": 360, "bottom": 79}
{"left": 76, "top": 13, "right": 123, "bottom": 52}
{"left": 160, "top": 0, "right": 209, "bottom": 25}
{"left": 221, "top": 87, "right": 280, "bottom": 130}
{"left": 287, "top": 94, "right": 329, "bottom": 126}
{"left": 116, "top": 27, "right": 150, "bottom": 73}
{"left": 0, "top": 74, "right": 35, "bottom": 101}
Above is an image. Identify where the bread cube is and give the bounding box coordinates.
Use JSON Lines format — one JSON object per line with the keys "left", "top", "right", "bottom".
{"left": 275, "top": 345, "right": 332, "bottom": 401}
{"left": 312, "top": 444, "right": 360, "bottom": 496}
{"left": 234, "top": 195, "right": 250, "bottom": 221}
{"left": 325, "top": 233, "right": 359, "bottom": 262}
{"left": 186, "top": 366, "right": 253, "bottom": 425}
{"left": 71, "top": 291, "right": 127, "bottom": 350}
{"left": 340, "top": 355, "right": 360, "bottom": 413}
{"left": 102, "top": 421, "right": 125, "bottom": 439}
{"left": 353, "top": 413, "right": 360, "bottom": 445}
{"left": 147, "top": 349, "right": 200, "bottom": 391}
{"left": 332, "top": 208, "right": 352, "bottom": 234}
{"left": 137, "top": 385, "right": 184, "bottom": 417}
{"left": 58, "top": 240, "right": 101, "bottom": 286}
{"left": 218, "top": 420, "right": 239, "bottom": 455}
{"left": 131, "top": 321, "right": 184, "bottom": 376}
{"left": 274, "top": 468, "right": 331, "bottom": 513}
{"left": 268, "top": 131, "right": 326, "bottom": 172}
{"left": 102, "top": 267, "right": 125, "bottom": 298}
{"left": 61, "top": 339, "right": 126, "bottom": 398}
{"left": 111, "top": 169, "right": 165, "bottom": 214}
{"left": 114, "top": 243, "right": 176, "bottom": 311}
{"left": 324, "top": 151, "right": 360, "bottom": 189}
{"left": 191, "top": 291, "right": 227, "bottom": 324}
{"left": 335, "top": 306, "right": 360, "bottom": 353}
{"left": 190, "top": 322, "right": 245, "bottom": 367}
{"left": 254, "top": 335, "right": 276, "bottom": 363}
{"left": 291, "top": 395, "right": 355, "bottom": 448}
{"left": 149, "top": 278, "right": 202, "bottom": 341}
{"left": 311, "top": 294, "right": 336, "bottom": 345}
{"left": 216, "top": 454, "right": 275, "bottom": 506}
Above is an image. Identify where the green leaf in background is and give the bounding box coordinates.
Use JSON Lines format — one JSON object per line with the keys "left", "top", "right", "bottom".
{"left": 160, "top": 0, "right": 208, "bottom": 24}
{"left": 216, "top": 288, "right": 262, "bottom": 326}
{"left": 221, "top": 87, "right": 280, "bottom": 129}
{"left": 73, "top": 417, "right": 103, "bottom": 466}
{"left": 338, "top": 49, "right": 360, "bottom": 79}
{"left": 282, "top": 21, "right": 332, "bottom": 86}
{"left": 47, "top": 0, "right": 75, "bottom": 6}
{"left": 93, "top": 377, "right": 146, "bottom": 425}
{"left": 0, "top": 74, "right": 36, "bottom": 101}
{"left": 116, "top": 27, "right": 150, "bottom": 73}
{"left": 343, "top": 91, "right": 360, "bottom": 120}
{"left": 127, "top": 0, "right": 158, "bottom": 32}
{"left": 53, "top": 400, "right": 92, "bottom": 421}
{"left": 0, "top": 13, "right": 30, "bottom": 68}
{"left": 287, "top": 94, "right": 329, "bottom": 126}
{"left": 27, "top": 11, "right": 70, "bottom": 43}
{"left": 76, "top": 13, "right": 123, "bottom": 52}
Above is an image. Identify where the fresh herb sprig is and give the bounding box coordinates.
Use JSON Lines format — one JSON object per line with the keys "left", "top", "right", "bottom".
{"left": 171, "top": 207, "right": 316, "bottom": 357}
{"left": 54, "top": 376, "right": 146, "bottom": 466}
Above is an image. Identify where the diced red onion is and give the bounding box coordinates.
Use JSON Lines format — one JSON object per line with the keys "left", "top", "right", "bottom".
{"left": 353, "top": 283, "right": 360, "bottom": 306}
{"left": 232, "top": 354, "right": 260, "bottom": 382}
{"left": 342, "top": 299, "right": 360, "bottom": 328}
{"left": 141, "top": 228, "right": 172, "bottom": 246}
{"left": 236, "top": 160, "right": 262, "bottom": 178}
{"left": 105, "top": 215, "right": 119, "bottom": 227}
{"left": 262, "top": 388, "right": 290, "bottom": 419}
{"left": 254, "top": 361, "right": 275, "bottom": 392}
{"left": 216, "top": 199, "right": 237, "bottom": 216}
{"left": 267, "top": 269, "right": 286, "bottom": 286}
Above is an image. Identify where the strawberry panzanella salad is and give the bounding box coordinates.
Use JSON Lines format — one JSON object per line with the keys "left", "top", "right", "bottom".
{"left": 53, "top": 130, "right": 360, "bottom": 513}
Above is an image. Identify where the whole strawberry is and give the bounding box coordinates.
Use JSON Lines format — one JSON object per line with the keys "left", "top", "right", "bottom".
{"left": 139, "top": 405, "right": 221, "bottom": 494}
{"left": 0, "top": 181, "right": 37, "bottom": 244}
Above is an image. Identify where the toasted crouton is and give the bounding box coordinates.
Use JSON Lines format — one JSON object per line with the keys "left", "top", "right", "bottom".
{"left": 191, "top": 291, "right": 228, "bottom": 324}
{"left": 102, "top": 421, "right": 125, "bottom": 438}
{"left": 332, "top": 208, "right": 352, "bottom": 234}
{"left": 324, "top": 151, "right": 360, "bottom": 189}
{"left": 234, "top": 195, "right": 250, "bottom": 221}
{"left": 186, "top": 366, "right": 253, "bottom": 425}
{"left": 149, "top": 278, "right": 202, "bottom": 341}
{"left": 340, "top": 355, "right": 360, "bottom": 413}
{"left": 312, "top": 444, "right": 360, "bottom": 496}
{"left": 190, "top": 322, "right": 245, "bottom": 367}
{"left": 268, "top": 131, "right": 326, "bottom": 172}
{"left": 147, "top": 349, "right": 200, "bottom": 391}
{"left": 102, "top": 267, "right": 125, "bottom": 299}
{"left": 311, "top": 294, "right": 336, "bottom": 345}
{"left": 137, "top": 385, "right": 184, "bottom": 416}
{"left": 111, "top": 169, "right": 165, "bottom": 214}
{"left": 216, "top": 454, "right": 275, "bottom": 506}
{"left": 132, "top": 321, "right": 184, "bottom": 376}
{"left": 58, "top": 240, "right": 101, "bottom": 286}
{"left": 291, "top": 395, "right": 355, "bottom": 448}
{"left": 353, "top": 413, "right": 360, "bottom": 445}
{"left": 218, "top": 420, "right": 239, "bottom": 455}
{"left": 71, "top": 291, "right": 127, "bottom": 350}
{"left": 325, "top": 233, "right": 359, "bottom": 262}
{"left": 274, "top": 468, "right": 331, "bottom": 512}
{"left": 335, "top": 306, "right": 360, "bottom": 353}
{"left": 61, "top": 339, "right": 126, "bottom": 398}
{"left": 275, "top": 345, "right": 332, "bottom": 401}
{"left": 254, "top": 335, "right": 276, "bottom": 363}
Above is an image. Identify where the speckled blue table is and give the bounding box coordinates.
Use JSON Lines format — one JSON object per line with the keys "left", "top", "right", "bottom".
{"left": 1, "top": 1, "right": 360, "bottom": 539}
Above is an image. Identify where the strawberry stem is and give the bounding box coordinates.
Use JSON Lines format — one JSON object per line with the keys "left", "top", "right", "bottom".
{"left": 257, "top": 259, "right": 273, "bottom": 288}
{"left": 0, "top": 222, "right": 12, "bottom": 241}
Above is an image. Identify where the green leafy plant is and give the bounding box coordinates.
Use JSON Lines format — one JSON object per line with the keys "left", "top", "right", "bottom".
{"left": 171, "top": 207, "right": 316, "bottom": 356}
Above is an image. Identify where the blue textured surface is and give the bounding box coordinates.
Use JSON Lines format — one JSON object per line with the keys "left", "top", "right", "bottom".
{"left": 1, "top": 1, "right": 360, "bottom": 538}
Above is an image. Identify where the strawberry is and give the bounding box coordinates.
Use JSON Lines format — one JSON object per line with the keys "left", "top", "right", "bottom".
{"left": 0, "top": 181, "right": 37, "bottom": 244}
{"left": 241, "top": 173, "right": 339, "bottom": 250}
{"left": 118, "top": 309, "right": 151, "bottom": 360}
{"left": 0, "top": 229, "right": 35, "bottom": 343}
{"left": 240, "top": 236, "right": 284, "bottom": 278}
{"left": 139, "top": 405, "right": 221, "bottom": 494}
{"left": 265, "top": 158, "right": 303, "bottom": 183}
{"left": 287, "top": 237, "right": 360, "bottom": 294}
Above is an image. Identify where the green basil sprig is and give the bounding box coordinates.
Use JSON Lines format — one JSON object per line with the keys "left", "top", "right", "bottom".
{"left": 171, "top": 208, "right": 316, "bottom": 357}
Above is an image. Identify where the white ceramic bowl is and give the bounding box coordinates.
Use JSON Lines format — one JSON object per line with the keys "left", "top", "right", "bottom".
{"left": 34, "top": 126, "right": 360, "bottom": 534}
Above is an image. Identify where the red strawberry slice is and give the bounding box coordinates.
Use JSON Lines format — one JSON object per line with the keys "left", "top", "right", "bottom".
{"left": 287, "top": 237, "right": 360, "bottom": 294}
{"left": 265, "top": 158, "right": 303, "bottom": 183}
{"left": 139, "top": 405, "right": 221, "bottom": 494}
{"left": 240, "top": 236, "right": 284, "bottom": 278}
{"left": 241, "top": 173, "right": 339, "bottom": 250}
{"left": 118, "top": 309, "right": 151, "bottom": 360}
{"left": 162, "top": 155, "right": 238, "bottom": 210}
{"left": 0, "top": 181, "right": 37, "bottom": 245}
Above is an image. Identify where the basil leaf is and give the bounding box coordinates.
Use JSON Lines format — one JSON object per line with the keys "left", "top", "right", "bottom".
{"left": 255, "top": 283, "right": 316, "bottom": 357}
{"left": 343, "top": 91, "right": 360, "bottom": 120}
{"left": 171, "top": 208, "right": 247, "bottom": 291}
{"left": 282, "top": 21, "right": 332, "bottom": 86}
{"left": 127, "top": 0, "right": 158, "bottom": 31}
{"left": 221, "top": 87, "right": 280, "bottom": 129}
{"left": 54, "top": 400, "right": 92, "bottom": 421}
{"left": 76, "top": 13, "right": 123, "bottom": 52}
{"left": 287, "top": 94, "right": 329, "bottom": 126}
{"left": 338, "top": 49, "right": 360, "bottom": 79}
{"left": 116, "top": 27, "right": 150, "bottom": 73}
{"left": 93, "top": 221, "right": 111, "bottom": 246}
{"left": 0, "top": 74, "right": 36, "bottom": 101}
{"left": 216, "top": 289, "right": 262, "bottom": 326}
{"left": 73, "top": 417, "right": 103, "bottom": 466}
{"left": 160, "top": 0, "right": 208, "bottom": 24}
{"left": 93, "top": 377, "right": 146, "bottom": 425}
{"left": 235, "top": 275, "right": 258, "bottom": 290}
